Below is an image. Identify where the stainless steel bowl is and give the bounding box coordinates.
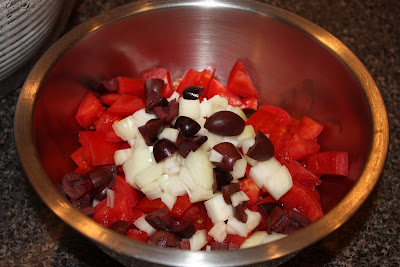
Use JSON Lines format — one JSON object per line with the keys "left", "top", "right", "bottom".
{"left": 14, "top": 0, "right": 389, "bottom": 266}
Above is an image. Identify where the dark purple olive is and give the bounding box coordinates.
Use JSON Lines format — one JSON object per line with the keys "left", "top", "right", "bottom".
{"left": 212, "top": 142, "right": 242, "bottom": 171}
{"left": 145, "top": 208, "right": 173, "bottom": 231}
{"left": 153, "top": 139, "right": 178, "bottom": 163}
{"left": 182, "top": 86, "right": 204, "bottom": 100}
{"left": 110, "top": 221, "right": 133, "bottom": 235}
{"left": 265, "top": 206, "right": 292, "bottom": 234}
{"left": 257, "top": 202, "right": 283, "bottom": 217}
{"left": 145, "top": 91, "right": 168, "bottom": 113}
{"left": 204, "top": 111, "right": 245, "bottom": 136}
{"left": 99, "top": 78, "right": 118, "bottom": 92}
{"left": 211, "top": 242, "right": 229, "bottom": 250}
{"left": 171, "top": 220, "right": 196, "bottom": 239}
{"left": 145, "top": 78, "right": 164, "bottom": 99}
{"left": 177, "top": 135, "right": 208, "bottom": 158}
{"left": 149, "top": 231, "right": 182, "bottom": 247}
{"left": 221, "top": 183, "right": 240, "bottom": 204}
{"left": 242, "top": 108, "right": 257, "bottom": 118}
{"left": 174, "top": 116, "right": 201, "bottom": 137}
{"left": 234, "top": 202, "right": 248, "bottom": 223}
{"left": 81, "top": 206, "right": 95, "bottom": 217}
{"left": 153, "top": 99, "right": 179, "bottom": 122}
{"left": 213, "top": 167, "right": 233, "bottom": 191}
{"left": 86, "top": 167, "right": 113, "bottom": 188}
{"left": 62, "top": 173, "right": 88, "bottom": 200}
{"left": 287, "top": 209, "right": 312, "bottom": 227}
{"left": 138, "top": 118, "right": 165, "bottom": 145}
{"left": 246, "top": 130, "right": 275, "bottom": 161}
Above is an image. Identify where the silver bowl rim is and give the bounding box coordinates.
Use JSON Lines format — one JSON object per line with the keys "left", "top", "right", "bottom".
{"left": 14, "top": 0, "right": 389, "bottom": 266}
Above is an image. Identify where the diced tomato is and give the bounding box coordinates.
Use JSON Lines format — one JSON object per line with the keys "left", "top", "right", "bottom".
{"left": 227, "top": 60, "right": 258, "bottom": 98}
{"left": 245, "top": 110, "right": 288, "bottom": 146}
{"left": 258, "top": 105, "right": 292, "bottom": 127}
{"left": 304, "top": 151, "right": 348, "bottom": 176}
{"left": 170, "top": 194, "right": 193, "bottom": 218}
{"left": 224, "top": 234, "right": 248, "bottom": 247}
{"left": 75, "top": 92, "right": 105, "bottom": 128}
{"left": 279, "top": 181, "right": 323, "bottom": 222}
{"left": 79, "top": 131, "right": 121, "bottom": 166}
{"left": 126, "top": 228, "right": 149, "bottom": 242}
{"left": 93, "top": 197, "right": 134, "bottom": 227}
{"left": 116, "top": 77, "right": 145, "bottom": 98}
{"left": 132, "top": 209, "right": 145, "bottom": 222}
{"left": 141, "top": 67, "right": 175, "bottom": 98}
{"left": 207, "top": 79, "right": 243, "bottom": 107}
{"left": 70, "top": 146, "right": 94, "bottom": 171}
{"left": 99, "top": 93, "right": 120, "bottom": 106}
{"left": 249, "top": 195, "right": 276, "bottom": 212}
{"left": 112, "top": 175, "right": 140, "bottom": 209}
{"left": 107, "top": 95, "right": 145, "bottom": 117}
{"left": 289, "top": 116, "right": 323, "bottom": 140}
{"left": 240, "top": 97, "right": 258, "bottom": 110}
{"left": 94, "top": 111, "right": 123, "bottom": 142}
{"left": 276, "top": 134, "right": 320, "bottom": 161}
{"left": 181, "top": 202, "right": 213, "bottom": 232}
{"left": 176, "top": 67, "right": 216, "bottom": 96}
{"left": 135, "top": 197, "right": 167, "bottom": 213}
{"left": 239, "top": 178, "right": 261, "bottom": 206}
{"left": 279, "top": 158, "right": 321, "bottom": 185}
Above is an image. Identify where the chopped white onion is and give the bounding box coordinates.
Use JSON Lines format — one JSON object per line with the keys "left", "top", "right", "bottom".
{"left": 140, "top": 181, "right": 162, "bottom": 200}
{"left": 132, "top": 108, "right": 157, "bottom": 127}
{"left": 134, "top": 215, "right": 157, "bottom": 236}
{"left": 199, "top": 98, "right": 213, "bottom": 118}
{"left": 123, "top": 145, "right": 154, "bottom": 189}
{"left": 230, "top": 191, "right": 250, "bottom": 207}
{"left": 240, "top": 138, "right": 255, "bottom": 155}
{"left": 240, "top": 231, "right": 287, "bottom": 249}
{"left": 230, "top": 106, "right": 247, "bottom": 122}
{"left": 237, "top": 125, "right": 256, "bottom": 143}
{"left": 230, "top": 158, "right": 247, "bottom": 179}
{"left": 163, "top": 154, "right": 180, "bottom": 175}
{"left": 167, "top": 91, "right": 180, "bottom": 102}
{"left": 158, "top": 174, "right": 187, "bottom": 197}
{"left": 186, "top": 149, "right": 214, "bottom": 190}
{"left": 112, "top": 115, "right": 138, "bottom": 141}
{"left": 158, "top": 127, "right": 179, "bottom": 143}
{"left": 226, "top": 216, "right": 248, "bottom": 237}
{"left": 135, "top": 162, "right": 165, "bottom": 188}
{"left": 161, "top": 192, "right": 177, "bottom": 210}
{"left": 244, "top": 209, "right": 262, "bottom": 232}
{"left": 106, "top": 189, "right": 115, "bottom": 208}
{"left": 221, "top": 136, "right": 240, "bottom": 147}
{"left": 114, "top": 148, "right": 132, "bottom": 166}
{"left": 189, "top": 230, "right": 208, "bottom": 251}
{"left": 179, "top": 98, "right": 200, "bottom": 120}
{"left": 204, "top": 193, "right": 234, "bottom": 224}
{"left": 208, "top": 221, "right": 228, "bottom": 242}
{"left": 209, "top": 149, "right": 223, "bottom": 163}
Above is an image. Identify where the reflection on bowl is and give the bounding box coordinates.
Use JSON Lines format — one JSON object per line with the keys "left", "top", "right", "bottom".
{"left": 14, "top": 0, "right": 388, "bottom": 266}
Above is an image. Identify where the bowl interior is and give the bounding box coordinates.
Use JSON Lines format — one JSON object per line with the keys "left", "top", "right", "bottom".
{"left": 17, "top": 1, "right": 385, "bottom": 266}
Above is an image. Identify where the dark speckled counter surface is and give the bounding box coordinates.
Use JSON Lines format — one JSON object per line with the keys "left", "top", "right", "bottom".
{"left": 1, "top": 0, "right": 399, "bottom": 266}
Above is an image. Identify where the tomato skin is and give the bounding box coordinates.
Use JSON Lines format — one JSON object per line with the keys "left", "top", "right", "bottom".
{"left": 176, "top": 67, "right": 216, "bottom": 96}
{"left": 240, "top": 97, "right": 258, "bottom": 110}
{"left": 170, "top": 194, "right": 193, "bottom": 219}
{"left": 304, "top": 151, "right": 349, "bottom": 176}
{"left": 126, "top": 228, "right": 149, "bottom": 242}
{"left": 289, "top": 116, "right": 323, "bottom": 140}
{"left": 207, "top": 79, "right": 243, "bottom": 107}
{"left": 180, "top": 202, "right": 213, "bottom": 232}
{"left": 94, "top": 111, "right": 123, "bottom": 142}
{"left": 75, "top": 92, "right": 105, "bottom": 128}
{"left": 141, "top": 67, "right": 174, "bottom": 98}
{"left": 79, "top": 131, "right": 121, "bottom": 166}
{"left": 258, "top": 105, "right": 292, "bottom": 127}
{"left": 107, "top": 95, "right": 145, "bottom": 117}
{"left": 227, "top": 60, "right": 258, "bottom": 98}
{"left": 279, "top": 181, "right": 323, "bottom": 222}
{"left": 99, "top": 93, "right": 120, "bottom": 106}
{"left": 116, "top": 77, "right": 145, "bottom": 98}
{"left": 112, "top": 175, "right": 140, "bottom": 209}
{"left": 239, "top": 178, "right": 261, "bottom": 207}
{"left": 276, "top": 134, "right": 320, "bottom": 161}
{"left": 93, "top": 197, "right": 134, "bottom": 227}
{"left": 135, "top": 197, "right": 167, "bottom": 214}
{"left": 70, "top": 146, "right": 94, "bottom": 171}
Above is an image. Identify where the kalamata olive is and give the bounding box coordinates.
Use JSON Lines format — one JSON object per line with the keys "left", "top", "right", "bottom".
{"left": 212, "top": 142, "right": 242, "bottom": 171}
{"left": 81, "top": 206, "right": 95, "bottom": 217}
{"left": 257, "top": 202, "right": 283, "bottom": 217}
{"left": 145, "top": 91, "right": 168, "bottom": 112}
{"left": 110, "top": 221, "right": 133, "bottom": 235}
{"left": 182, "top": 86, "right": 204, "bottom": 100}
{"left": 177, "top": 135, "right": 208, "bottom": 158}
{"left": 213, "top": 167, "right": 233, "bottom": 191}
{"left": 242, "top": 108, "right": 257, "bottom": 118}
{"left": 62, "top": 172, "right": 88, "bottom": 200}
{"left": 145, "top": 78, "right": 164, "bottom": 99}
{"left": 174, "top": 116, "right": 201, "bottom": 137}
{"left": 234, "top": 202, "right": 248, "bottom": 223}
{"left": 153, "top": 99, "right": 179, "bottom": 122}
{"left": 265, "top": 206, "right": 292, "bottom": 234}
{"left": 287, "top": 209, "right": 311, "bottom": 227}
{"left": 86, "top": 167, "right": 113, "bottom": 188}
{"left": 138, "top": 118, "right": 166, "bottom": 145}
{"left": 149, "top": 231, "right": 182, "bottom": 247}
{"left": 171, "top": 220, "right": 196, "bottom": 238}
{"left": 221, "top": 183, "right": 240, "bottom": 204}
{"left": 211, "top": 242, "right": 229, "bottom": 250}
{"left": 99, "top": 78, "right": 118, "bottom": 92}
{"left": 204, "top": 111, "right": 245, "bottom": 136}
{"left": 246, "top": 130, "right": 275, "bottom": 161}
{"left": 153, "top": 139, "right": 178, "bottom": 163}
{"left": 145, "top": 208, "right": 173, "bottom": 231}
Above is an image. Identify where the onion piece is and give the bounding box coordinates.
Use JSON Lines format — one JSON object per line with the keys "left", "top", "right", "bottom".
{"left": 106, "top": 189, "right": 115, "bottom": 208}
{"left": 134, "top": 215, "right": 157, "bottom": 236}
{"left": 230, "top": 191, "right": 250, "bottom": 207}
{"left": 114, "top": 148, "right": 132, "bottom": 166}
{"left": 189, "top": 230, "right": 208, "bottom": 251}
{"left": 204, "top": 193, "right": 234, "bottom": 224}
{"left": 209, "top": 149, "right": 223, "bottom": 163}
{"left": 240, "top": 231, "right": 287, "bottom": 249}
{"left": 208, "top": 221, "right": 228, "bottom": 242}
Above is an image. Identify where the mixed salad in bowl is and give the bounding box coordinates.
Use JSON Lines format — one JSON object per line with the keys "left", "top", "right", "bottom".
{"left": 58, "top": 60, "right": 348, "bottom": 250}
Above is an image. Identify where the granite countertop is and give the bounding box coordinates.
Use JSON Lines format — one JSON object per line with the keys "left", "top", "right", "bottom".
{"left": 1, "top": 0, "right": 399, "bottom": 266}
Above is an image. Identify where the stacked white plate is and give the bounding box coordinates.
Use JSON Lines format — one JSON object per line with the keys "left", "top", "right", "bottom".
{"left": 0, "top": 0, "right": 63, "bottom": 81}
